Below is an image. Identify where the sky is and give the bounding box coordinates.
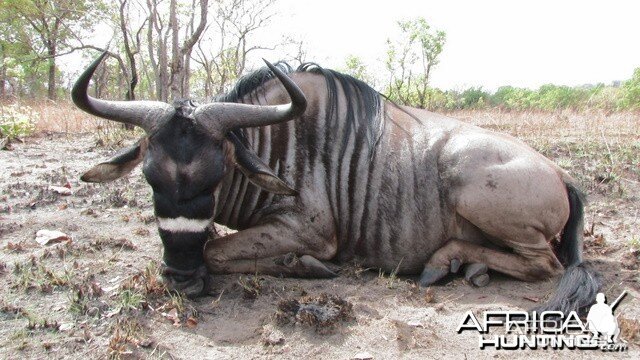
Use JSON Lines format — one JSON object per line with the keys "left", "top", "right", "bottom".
{"left": 260, "top": 0, "right": 640, "bottom": 91}
{"left": 67, "top": 0, "right": 640, "bottom": 92}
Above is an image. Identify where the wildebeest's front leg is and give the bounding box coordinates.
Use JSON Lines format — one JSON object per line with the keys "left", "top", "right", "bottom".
{"left": 203, "top": 221, "right": 338, "bottom": 278}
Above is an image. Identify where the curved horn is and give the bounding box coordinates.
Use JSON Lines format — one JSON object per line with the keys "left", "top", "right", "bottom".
{"left": 194, "top": 59, "right": 307, "bottom": 136}
{"left": 72, "top": 52, "right": 174, "bottom": 133}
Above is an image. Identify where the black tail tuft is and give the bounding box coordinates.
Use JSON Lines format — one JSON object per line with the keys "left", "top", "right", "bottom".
{"left": 533, "top": 182, "right": 600, "bottom": 316}
{"left": 532, "top": 262, "right": 600, "bottom": 316}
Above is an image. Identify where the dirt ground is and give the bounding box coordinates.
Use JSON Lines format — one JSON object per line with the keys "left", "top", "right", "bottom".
{"left": 1, "top": 110, "right": 639, "bottom": 359}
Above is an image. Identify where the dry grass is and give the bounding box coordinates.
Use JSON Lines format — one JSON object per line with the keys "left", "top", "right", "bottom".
{"left": 453, "top": 109, "right": 640, "bottom": 195}
{"left": 15, "top": 101, "right": 640, "bottom": 154}
{"left": 26, "top": 102, "right": 640, "bottom": 144}
{"left": 453, "top": 109, "right": 640, "bottom": 140}
{"left": 3, "top": 100, "right": 99, "bottom": 133}
{"left": 3, "top": 100, "right": 143, "bottom": 147}
{"left": 620, "top": 316, "right": 640, "bottom": 345}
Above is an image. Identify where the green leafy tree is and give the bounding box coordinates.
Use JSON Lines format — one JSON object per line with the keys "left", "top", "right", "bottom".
{"left": 0, "top": 5, "right": 42, "bottom": 98}
{"left": 341, "top": 54, "right": 376, "bottom": 86}
{"left": 384, "top": 17, "right": 446, "bottom": 108}
{"left": 0, "top": 0, "right": 105, "bottom": 100}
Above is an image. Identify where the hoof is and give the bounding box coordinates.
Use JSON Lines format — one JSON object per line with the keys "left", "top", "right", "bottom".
{"left": 450, "top": 258, "right": 461, "bottom": 273}
{"left": 280, "top": 253, "right": 338, "bottom": 278}
{"left": 161, "top": 264, "right": 210, "bottom": 298}
{"left": 470, "top": 273, "right": 490, "bottom": 287}
{"left": 419, "top": 266, "right": 448, "bottom": 287}
{"left": 299, "top": 255, "right": 338, "bottom": 278}
{"left": 464, "top": 263, "right": 490, "bottom": 287}
{"left": 168, "top": 277, "right": 206, "bottom": 297}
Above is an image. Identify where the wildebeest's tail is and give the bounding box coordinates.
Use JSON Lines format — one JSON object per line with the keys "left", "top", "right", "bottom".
{"left": 533, "top": 182, "right": 600, "bottom": 316}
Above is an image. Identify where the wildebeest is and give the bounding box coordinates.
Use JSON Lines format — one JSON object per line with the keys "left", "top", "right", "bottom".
{"left": 73, "top": 52, "right": 599, "bottom": 314}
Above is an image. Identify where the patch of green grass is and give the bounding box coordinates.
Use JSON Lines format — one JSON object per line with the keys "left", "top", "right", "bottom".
{"left": 8, "top": 329, "right": 30, "bottom": 351}
{"left": 237, "top": 275, "right": 263, "bottom": 300}
{"left": 555, "top": 158, "right": 573, "bottom": 169}
{"left": 378, "top": 259, "right": 404, "bottom": 289}
{"left": 67, "top": 288, "right": 89, "bottom": 316}
{"left": 166, "top": 290, "right": 187, "bottom": 313}
{"left": 12, "top": 259, "right": 74, "bottom": 293}
{"left": 117, "top": 289, "right": 144, "bottom": 312}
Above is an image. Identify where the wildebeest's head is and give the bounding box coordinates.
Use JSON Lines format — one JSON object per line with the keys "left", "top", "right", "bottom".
{"left": 72, "top": 53, "right": 306, "bottom": 297}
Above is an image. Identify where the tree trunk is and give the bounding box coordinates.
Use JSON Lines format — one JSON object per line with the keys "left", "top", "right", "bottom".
{"left": 147, "top": 0, "right": 207, "bottom": 101}
{"left": 183, "top": 47, "right": 192, "bottom": 98}
{"left": 169, "top": 0, "right": 207, "bottom": 100}
{"left": 169, "top": 0, "right": 181, "bottom": 100}
{"left": 47, "top": 44, "right": 56, "bottom": 101}
{"left": 146, "top": 0, "right": 169, "bottom": 102}
{"left": 158, "top": 39, "right": 169, "bottom": 101}
{"left": 0, "top": 43, "right": 6, "bottom": 99}
{"left": 120, "top": 0, "right": 137, "bottom": 130}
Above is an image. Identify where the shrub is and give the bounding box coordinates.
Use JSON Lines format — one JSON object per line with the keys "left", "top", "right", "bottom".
{"left": 491, "top": 86, "right": 539, "bottom": 111}
{"left": 0, "top": 103, "right": 38, "bottom": 140}
{"left": 618, "top": 68, "right": 640, "bottom": 110}
{"left": 459, "top": 87, "right": 490, "bottom": 109}
{"left": 424, "top": 88, "right": 458, "bottom": 111}
{"left": 537, "top": 84, "right": 590, "bottom": 111}
{"left": 585, "top": 85, "right": 621, "bottom": 111}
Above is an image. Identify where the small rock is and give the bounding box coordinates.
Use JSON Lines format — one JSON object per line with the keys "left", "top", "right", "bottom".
{"left": 50, "top": 185, "right": 72, "bottom": 196}
{"left": 353, "top": 351, "right": 373, "bottom": 360}
{"left": 59, "top": 322, "right": 74, "bottom": 331}
{"left": 35, "top": 229, "right": 71, "bottom": 246}
{"left": 139, "top": 338, "right": 155, "bottom": 348}
{"left": 423, "top": 287, "right": 436, "bottom": 303}
{"left": 87, "top": 307, "right": 100, "bottom": 317}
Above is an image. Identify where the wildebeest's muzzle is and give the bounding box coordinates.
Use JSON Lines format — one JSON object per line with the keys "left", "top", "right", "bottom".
{"left": 157, "top": 221, "right": 211, "bottom": 297}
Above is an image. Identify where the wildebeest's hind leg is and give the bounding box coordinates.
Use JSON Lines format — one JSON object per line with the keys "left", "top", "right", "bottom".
{"left": 420, "top": 235, "right": 563, "bottom": 287}
{"left": 423, "top": 149, "right": 571, "bottom": 287}
{"left": 203, "top": 221, "right": 338, "bottom": 278}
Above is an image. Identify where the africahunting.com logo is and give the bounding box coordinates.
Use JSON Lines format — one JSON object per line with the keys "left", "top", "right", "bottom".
{"left": 457, "top": 291, "right": 629, "bottom": 352}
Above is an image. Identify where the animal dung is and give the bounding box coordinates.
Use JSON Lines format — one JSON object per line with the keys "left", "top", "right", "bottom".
{"left": 276, "top": 293, "right": 354, "bottom": 334}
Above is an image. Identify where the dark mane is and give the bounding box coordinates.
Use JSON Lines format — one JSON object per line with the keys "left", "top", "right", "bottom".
{"left": 217, "top": 62, "right": 383, "bottom": 153}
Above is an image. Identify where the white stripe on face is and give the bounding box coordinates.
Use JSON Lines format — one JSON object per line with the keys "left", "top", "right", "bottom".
{"left": 157, "top": 217, "right": 210, "bottom": 233}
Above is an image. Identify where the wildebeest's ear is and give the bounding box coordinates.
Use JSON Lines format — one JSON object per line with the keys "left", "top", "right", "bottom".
{"left": 228, "top": 133, "right": 298, "bottom": 196}
{"left": 81, "top": 138, "right": 148, "bottom": 183}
